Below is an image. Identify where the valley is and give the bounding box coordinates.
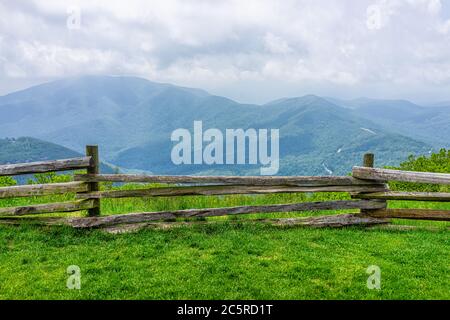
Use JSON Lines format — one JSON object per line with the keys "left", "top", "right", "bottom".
{"left": 0, "top": 76, "right": 444, "bottom": 176}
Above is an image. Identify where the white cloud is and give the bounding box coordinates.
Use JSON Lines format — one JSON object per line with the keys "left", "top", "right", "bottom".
{"left": 264, "top": 33, "right": 293, "bottom": 55}
{"left": 366, "top": 3, "right": 394, "bottom": 30}
{"left": 438, "top": 19, "right": 450, "bottom": 34}
{"left": 365, "top": 0, "right": 443, "bottom": 30}
{"left": 0, "top": 0, "right": 449, "bottom": 103}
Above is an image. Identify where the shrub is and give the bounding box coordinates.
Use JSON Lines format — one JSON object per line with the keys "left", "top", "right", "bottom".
{"left": 0, "top": 176, "right": 17, "bottom": 187}
{"left": 27, "top": 172, "right": 73, "bottom": 184}
{"left": 387, "top": 149, "right": 450, "bottom": 192}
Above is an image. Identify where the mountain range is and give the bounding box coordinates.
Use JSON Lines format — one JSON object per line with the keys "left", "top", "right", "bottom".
{"left": 0, "top": 137, "right": 81, "bottom": 164}
{"left": 327, "top": 97, "right": 450, "bottom": 147}
{"left": 0, "top": 75, "right": 446, "bottom": 176}
{"left": 0, "top": 137, "right": 115, "bottom": 174}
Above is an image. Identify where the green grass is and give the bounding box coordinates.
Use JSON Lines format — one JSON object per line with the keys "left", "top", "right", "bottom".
{"left": 0, "top": 183, "right": 449, "bottom": 300}
{"left": 0, "top": 223, "right": 448, "bottom": 300}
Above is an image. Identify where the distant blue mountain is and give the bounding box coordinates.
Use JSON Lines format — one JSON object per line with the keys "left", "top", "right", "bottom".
{"left": 327, "top": 97, "right": 450, "bottom": 148}
{"left": 0, "top": 76, "right": 437, "bottom": 175}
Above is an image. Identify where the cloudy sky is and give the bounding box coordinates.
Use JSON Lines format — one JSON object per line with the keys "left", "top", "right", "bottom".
{"left": 1, "top": 0, "right": 450, "bottom": 104}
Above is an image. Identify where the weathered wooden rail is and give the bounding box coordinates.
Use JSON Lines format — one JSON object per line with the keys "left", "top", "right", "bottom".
{"left": 0, "top": 157, "right": 92, "bottom": 176}
{"left": 0, "top": 146, "right": 99, "bottom": 217}
{"left": 0, "top": 146, "right": 449, "bottom": 229}
{"left": 352, "top": 162, "right": 450, "bottom": 221}
{"left": 352, "top": 166, "right": 450, "bottom": 185}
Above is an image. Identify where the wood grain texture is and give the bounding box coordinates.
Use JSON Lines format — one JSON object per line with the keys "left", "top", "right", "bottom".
{"left": 0, "top": 182, "right": 88, "bottom": 198}
{"left": 0, "top": 200, "right": 95, "bottom": 216}
{"left": 363, "top": 153, "right": 375, "bottom": 168}
{"left": 76, "top": 184, "right": 389, "bottom": 199}
{"left": 352, "top": 191, "right": 450, "bottom": 202}
{"left": 266, "top": 214, "right": 389, "bottom": 228}
{"left": 0, "top": 157, "right": 92, "bottom": 176}
{"left": 74, "top": 174, "right": 380, "bottom": 186}
{"left": 0, "top": 213, "right": 390, "bottom": 230}
{"left": 68, "top": 199, "right": 387, "bottom": 228}
{"left": 353, "top": 166, "right": 450, "bottom": 185}
{"left": 361, "top": 208, "right": 450, "bottom": 221}
{"left": 100, "top": 214, "right": 389, "bottom": 233}
{"left": 0, "top": 216, "right": 67, "bottom": 226}
{"left": 85, "top": 145, "right": 100, "bottom": 216}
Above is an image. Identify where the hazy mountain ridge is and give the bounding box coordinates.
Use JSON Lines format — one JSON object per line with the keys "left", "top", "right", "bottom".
{"left": 0, "top": 137, "right": 81, "bottom": 164}
{"left": 327, "top": 97, "right": 450, "bottom": 148}
{"left": 0, "top": 136, "right": 116, "bottom": 175}
{"left": 0, "top": 76, "right": 441, "bottom": 175}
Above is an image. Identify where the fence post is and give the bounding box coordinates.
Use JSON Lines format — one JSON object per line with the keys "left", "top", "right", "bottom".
{"left": 363, "top": 153, "right": 374, "bottom": 168}
{"left": 85, "top": 145, "right": 100, "bottom": 216}
{"left": 360, "top": 153, "right": 388, "bottom": 215}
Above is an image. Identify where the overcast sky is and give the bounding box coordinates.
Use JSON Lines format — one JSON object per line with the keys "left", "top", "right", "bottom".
{"left": 1, "top": 0, "right": 450, "bottom": 104}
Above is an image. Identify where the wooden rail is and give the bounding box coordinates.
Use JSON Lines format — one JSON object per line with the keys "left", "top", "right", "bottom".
{"left": 0, "top": 182, "right": 88, "bottom": 199}
{"left": 76, "top": 184, "right": 388, "bottom": 199}
{"left": 0, "top": 149, "right": 448, "bottom": 228}
{"left": 74, "top": 174, "right": 378, "bottom": 186}
{"left": 353, "top": 166, "right": 450, "bottom": 185}
{"left": 361, "top": 209, "right": 450, "bottom": 221}
{"left": 0, "top": 200, "right": 95, "bottom": 216}
{"left": 353, "top": 191, "right": 450, "bottom": 202}
{"left": 352, "top": 158, "right": 450, "bottom": 222}
{"left": 0, "top": 149, "right": 97, "bottom": 218}
{"left": 0, "top": 157, "right": 92, "bottom": 176}
{"left": 69, "top": 200, "right": 387, "bottom": 228}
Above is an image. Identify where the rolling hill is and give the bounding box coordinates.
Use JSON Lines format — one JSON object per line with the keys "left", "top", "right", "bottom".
{"left": 0, "top": 76, "right": 437, "bottom": 175}
{"left": 0, "top": 137, "right": 116, "bottom": 174}
{"left": 0, "top": 137, "right": 81, "bottom": 164}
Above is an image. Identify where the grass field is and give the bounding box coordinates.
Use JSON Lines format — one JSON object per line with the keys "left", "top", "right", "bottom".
{"left": 0, "top": 182, "right": 449, "bottom": 300}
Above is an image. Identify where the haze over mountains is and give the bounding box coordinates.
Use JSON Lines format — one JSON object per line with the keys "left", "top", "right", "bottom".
{"left": 327, "top": 97, "right": 450, "bottom": 147}
{"left": 0, "top": 76, "right": 446, "bottom": 176}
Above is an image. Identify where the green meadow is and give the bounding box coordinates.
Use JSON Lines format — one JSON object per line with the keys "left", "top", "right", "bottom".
{"left": 0, "top": 182, "right": 448, "bottom": 300}
{"left": 0, "top": 151, "right": 449, "bottom": 299}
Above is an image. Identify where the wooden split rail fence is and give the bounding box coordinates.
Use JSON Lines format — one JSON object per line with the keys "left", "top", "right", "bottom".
{"left": 0, "top": 146, "right": 449, "bottom": 229}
